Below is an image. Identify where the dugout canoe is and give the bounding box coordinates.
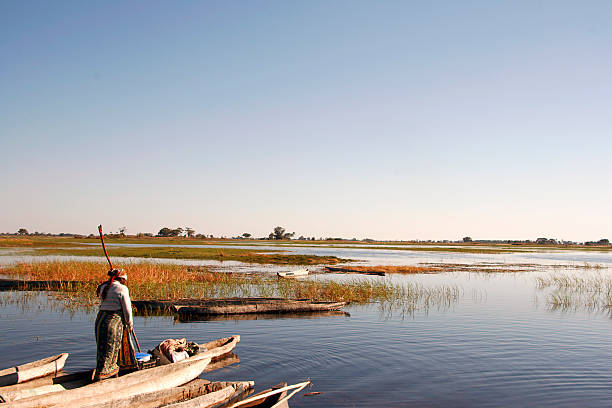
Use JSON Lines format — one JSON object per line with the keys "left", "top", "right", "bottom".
{"left": 0, "top": 353, "right": 68, "bottom": 387}
{"left": 324, "top": 266, "right": 386, "bottom": 276}
{"left": 79, "top": 380, "right": 253, "bottom": 408}
{"left": 3, "top": 356, "right": 212, "bottom": 408}
{"left": 172, "top": 299, "right": 346, "bottom": 316}
{"left": 229, "top": 381, "right": 311, "bottom": 408}
{"left": 177, "top": 310, "right": 350, "bottom": 322}
{"left": 133, "top": 298, "right": 295, "bottom": 313}
{"left": 161, "top": 381, "right": 254, "bottom": 408}
{"left": 0, "top": 336, "right": 240, "bottom": 406}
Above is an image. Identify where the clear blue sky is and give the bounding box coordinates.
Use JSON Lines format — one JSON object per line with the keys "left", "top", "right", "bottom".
{"left": 1, "top": 1, "right": 610, "bottom": 241}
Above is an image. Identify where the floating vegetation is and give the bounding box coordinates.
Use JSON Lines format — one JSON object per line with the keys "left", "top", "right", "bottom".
{"left": 535, "top": 272, "right": 612, "bottom": 312}
{"left": 0, "top": 261, "right": 462, "bottom": 315}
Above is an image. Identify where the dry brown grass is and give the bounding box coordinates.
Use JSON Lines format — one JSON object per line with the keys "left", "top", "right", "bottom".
{"left": 345, "top": 265, "right": 442, "bottom": 274}
{"left": 0, "top": 261, "right": 462, "bottom": 313}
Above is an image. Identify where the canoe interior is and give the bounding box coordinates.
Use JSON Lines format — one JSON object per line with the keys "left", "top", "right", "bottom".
{"left": 234, "top": 383, "right": 288, "bottom": 408}
{"left": 177, "top": 310, "right": 350, "bottom": 322}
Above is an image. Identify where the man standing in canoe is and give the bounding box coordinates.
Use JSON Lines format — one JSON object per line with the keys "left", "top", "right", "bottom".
{"left": 93, "top": 268, "right": 136, "bottom": 381}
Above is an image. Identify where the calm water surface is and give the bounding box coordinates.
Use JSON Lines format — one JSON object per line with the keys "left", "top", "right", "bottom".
{"left": 1, "top": 247, "right": 612, "bottom": 407}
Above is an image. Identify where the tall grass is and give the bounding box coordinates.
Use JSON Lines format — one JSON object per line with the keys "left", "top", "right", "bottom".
{"left": 1, "top": 261, "right": 462, "bottom": 314}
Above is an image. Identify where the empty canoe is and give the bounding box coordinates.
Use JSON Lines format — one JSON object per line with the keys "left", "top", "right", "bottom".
{"left": 276, "top": 269, "right": 309, "bottom": 278}
{"left": 0, "top": 353, "right": 68, "bottom": 387}
{"left": 173, "top": 299, "right": 346, "bottom": 315}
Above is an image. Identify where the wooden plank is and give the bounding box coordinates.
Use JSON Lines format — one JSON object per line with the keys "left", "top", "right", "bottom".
{"left": 325, "top": 266, "right": 386, "bottom": 276}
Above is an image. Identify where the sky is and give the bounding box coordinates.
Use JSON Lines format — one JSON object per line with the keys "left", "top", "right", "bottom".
{"left": 1, "top": 1, "right": 610, "bottom": 241}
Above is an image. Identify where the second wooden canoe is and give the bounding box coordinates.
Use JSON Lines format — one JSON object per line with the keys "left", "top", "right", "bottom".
{"left": 0, "top": 353, "right": 68, "bottom": 387}
{"left": 173, "top": 299, "right": 346, "bottom": 316}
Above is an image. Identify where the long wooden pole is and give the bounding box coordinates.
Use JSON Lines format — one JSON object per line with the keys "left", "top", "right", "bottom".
{"left": 97, "top": 225, "right": 141, "bottom": 353}
{"left": 97, "top": 225, "right": 113, "bottom": 270}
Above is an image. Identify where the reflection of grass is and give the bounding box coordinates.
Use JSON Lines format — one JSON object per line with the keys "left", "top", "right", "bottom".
{"left": 32, "top": 246, "right": 352, "bottom": 265}
{"left": 1, "top": 261, "right": 461, "bottom": 314}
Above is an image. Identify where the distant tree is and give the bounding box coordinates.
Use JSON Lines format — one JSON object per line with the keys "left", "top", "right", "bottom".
{"left": 242, "top": 233, "right": 251, "bottom": 239}
{"left": 598, "top": 239, "right": 610, "bottom": 245}
{"left": 118, "top": 226, "right": 126, "bottom": 237}
{"left": 270, "top": 226, "right": 295, "bottom": 240}
{"left": 185, "top": 227, "right": 195, "bottom": 238}
{"left": 158, "top": 227, "right": 183, "bottom": 237}
{"left": 463, "top": 236, "right": 472, "bottom": 242}
{"left": 272, "top": 226, "right": 286, "bottom": 240}
{"left": 158, "top": 227, "right": 172, "bottom": 237}
{"left": 17, "top": 228, "right": 28, "bottom": 235}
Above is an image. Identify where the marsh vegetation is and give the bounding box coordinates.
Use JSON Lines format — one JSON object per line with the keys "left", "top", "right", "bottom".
{"left": 0, "top": 261, "right": 462, "bottom": 314}
{"left": 536, "top": 272, "right": 612, "bottom": 311}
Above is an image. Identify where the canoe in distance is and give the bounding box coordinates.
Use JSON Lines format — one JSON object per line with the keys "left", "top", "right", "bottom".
{"left": 172, "top": 299, "right": 346, "bottom": 316}
{"left": 276, "top": 269, "right": 309, "bottom": 278}
{"left": 0, "top": 353, "right": 69, "bottom": 387}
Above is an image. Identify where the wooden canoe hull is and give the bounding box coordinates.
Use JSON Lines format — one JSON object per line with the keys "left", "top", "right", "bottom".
{"left": 1, "top": 336, "right": 240, "bottom": 406}
{"left": 79, "top": 380, "right": 253, "bottom": 408}
{"left": 231, "top": 381, "right": 310, "bottom": 408}
{"left": 0, "top": 353, "right": 68, "bottom": 387}
{"left": 174, "top": 300, "right": 346, "bottom": 315}
{"left": 4, "top": 356, "right": 212, "bottom": 408}
{"left": 162, "top": 381, "right": 254, "bottom": 408}
{"left": 133, "top": 298, "right": 300, "bottom": 313}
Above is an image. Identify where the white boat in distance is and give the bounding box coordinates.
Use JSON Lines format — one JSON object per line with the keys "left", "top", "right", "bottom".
{"left": 277, "top": 269, "right": 309, "bottom": 278}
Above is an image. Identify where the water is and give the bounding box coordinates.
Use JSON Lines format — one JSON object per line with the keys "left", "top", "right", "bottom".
{"left": 1, "top": 247, "right": 612, "bottom": 407}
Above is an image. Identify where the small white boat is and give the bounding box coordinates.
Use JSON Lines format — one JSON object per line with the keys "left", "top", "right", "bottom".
{"left": 277, "top": 269, "right": 309, "bottom": 278}
{"left": 0, "top": 353, "right": 69, "bottom": 387}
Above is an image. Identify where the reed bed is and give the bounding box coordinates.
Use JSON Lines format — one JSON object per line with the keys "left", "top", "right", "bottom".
{"left": 336, "top": 265, "right": 442, "bottom": 274}
{"left": 1, "top": 261, "right": 462, "bottom": 313}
